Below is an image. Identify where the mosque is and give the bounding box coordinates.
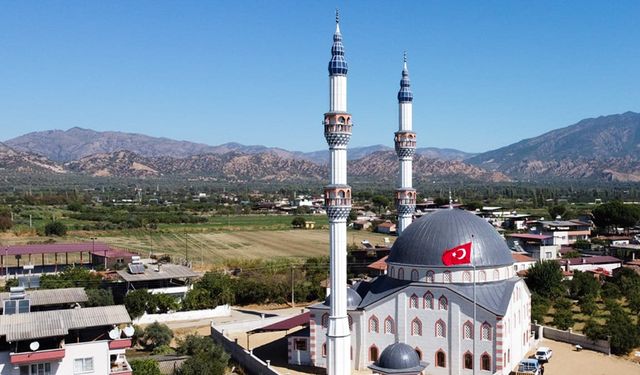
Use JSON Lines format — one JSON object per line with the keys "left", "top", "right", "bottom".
{"left": 290, "top": 13, "right": 533, "bottom": 375}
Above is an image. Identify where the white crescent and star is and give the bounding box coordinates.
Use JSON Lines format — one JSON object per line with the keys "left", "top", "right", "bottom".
{"left": 452, "top": 247, "right": 467, "bottom": 260}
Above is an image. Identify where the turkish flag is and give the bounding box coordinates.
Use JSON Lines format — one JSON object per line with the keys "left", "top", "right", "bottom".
{"left": 441, "top": 242, "right": 472, "bottom": 266}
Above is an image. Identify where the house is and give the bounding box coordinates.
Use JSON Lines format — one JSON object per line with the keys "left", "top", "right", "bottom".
{"left": 511, "top": 253, "right": 536, "bottom": 274}
{"left": 352, "top": 219, "right": 372, "bottom": 230}
{"left": 557, "top": 256, "right": 623, "bottom": 275}
{"left": 506, "top": 234, "right": 559, "bottom": 261}
{"left": 529, "top": 220, "right": 591, "bottom": 246}
{"left": 375, "top": 221, "right": 396, "bottom": 235}
{"left": 0, "top": 287, "right": 133, "bottom": 375}
{"left": 116, "top": 258, "right": 199, "bottom": 300}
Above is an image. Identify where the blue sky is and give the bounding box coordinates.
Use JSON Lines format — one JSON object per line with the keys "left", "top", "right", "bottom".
{"left": 1, "top": 1, "right": 639, "bottom": 153}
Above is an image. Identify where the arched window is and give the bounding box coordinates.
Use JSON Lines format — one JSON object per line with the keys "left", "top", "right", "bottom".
{"left": 398, "top": 268, "right": 405, "bottom": 280}
{"left": 463, "top": 321, "right": 473, "bottom": 340}
{"left": 463, "top": 352, "right": 473, "bottom": 369}
{"left": 338, "top": 116, "right": 345, "bottom": 124}
{"left": 411, "top": 269, "right": 419, "bottom": 281}
{"left": 463, "top": 271, "right": 471, "bottom": 282}
{"left": 439, "top": 296, "right": 448, "bottom": 310}
{"left": 436, "top": 350, "right": 446, "bottom": 368}
{"left": 369, "top": 316, "right": 379, "bottom": 333}
{"left": 369, "top": 345, "right": 379, "bottom": 362}
{"left": 409, "top": 294, "right": 419, "bottom": 309}
{"left": 348, "top": 315, "right": 353, "bottom": 330}
{"left": 494, "top": 269, "right": 500, "bottom": 280}
{"left": 321, "top": 313, "right": 329, "bottom": 328}
{"left": 426, "top": 270, "right": 434, "bottom": 283}
{"left": 443, "top": 271, "right": 452, "bottom": 283}
{"left": 423, "top": 292, "right": 434, "bottom": 309}
{"left": 384, "top": 317, "right": 395, "bottom": 334}
{"left": 435, "top": 320, "right": 446, "bottom": 338}
{"left": 322, "top": 343, "right": 327, "bottom": 357}
{"left": 415, "top": 348, "right": 422, "bottom": 360}
{"left": 481, "top": 353, "right": 491, "bottom": 371}
{"left": 481, "top": 323, "right": 492, "bottom": 341}
{"left": 479, "top": 270, "right": 486, "bottom": 282}
{"left": 411, "top": 318, "right": 422, "bottom": 336}
{"left": 390, "top": 266, "right": 395, "bottom": 278}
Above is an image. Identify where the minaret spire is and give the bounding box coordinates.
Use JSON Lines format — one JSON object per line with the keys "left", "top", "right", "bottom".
{"left": 323, "top": 11, "right": 352, "bottom": 375}
{"left": 395, "top": 52, "right": 417, "bottom": 235}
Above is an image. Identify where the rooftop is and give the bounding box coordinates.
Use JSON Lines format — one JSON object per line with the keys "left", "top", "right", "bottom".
{"left": 558, "top": 256, "right": 623, "bottom": 266}
{"left": 116, "top": 263, "right": 199, "bottom": 282}
{"left": 512, "top": 253, "right": 536, "bottom": 263}
{"left": 507, "top": 233, "right": 552, "bottom": 241}
{"left": 0, "top": 288, "right": 87, "bottom": 311}
{"left": 0, "top": 305, "right": 131, "bottom": 341}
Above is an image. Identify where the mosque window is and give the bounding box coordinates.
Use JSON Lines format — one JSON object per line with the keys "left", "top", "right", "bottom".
{"left": 384, "top": 317, "right": 395, "bottom": 334}
{"left": 481, "top": 353, "right": 491, "bottom": 371}
{"left": 494, "top": 269, "right": 500, "bottom": 280}
{"left": 398, "top": 268, "right": 405, "bottom": 279}
{"left": 443, "top": 271, "right": 452, "bottom": 283}
{"left": 463, "top": 352, "right": 473, "bottom": 369}
{"left": 479, "top": 270, "right": 486, "bottom": 282}
{"left": 411, "top": 318, "right": 422, "bottom": 336}
{"left": 438, "top": 296, "right": 448, "bottom": 310}
{"left": 321, "top": 313, "right": 329, "bottom": 328}
{"left": 409, "top": 294, "right": 419, "bottom": 309}
{"left": 368, "top": 316, "right": 379, "bottom": 333}
{"left": 463, "top": 321, "right": 473, "bottom": 339}
{"left": 390, "top": 267, "right": 395, "bottom": 278}
{"left": 369, "top": 345, "right": 379, "bottom": 362}
{"left": 436, "top": 350, "right": 446, "bottom": 368}
{"left": 435, "top": 320, "right": 446, "bottom": 338}
{"left": 322, "top": 343, "right": 327, "bottom": 357}
{"left": 463, "top": 271, "right": 471, "bottom": 282}
{"left": 426, "top": 270, "right": 434, "bottom": 283}
{"left": 415, "top": 347, "right": 422, "bottom": 360}
{"left": 411, "top": 269, "right": 419, "bottom": 281}
{"left": 481, "top": 323, "right": 492, "bottom": 341}
{"left": 423, "top": 292, "right": 434, "bottom": 309}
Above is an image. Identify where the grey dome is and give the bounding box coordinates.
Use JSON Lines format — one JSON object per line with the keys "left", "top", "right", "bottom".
{"left": 388, "top": 209, "right": 513, "bottom": 268}
{"left": 368, "top": 343, "right": 427, "bottom": 374}
{"left": 324, "top": 287, "right": 362, "bottom": 309}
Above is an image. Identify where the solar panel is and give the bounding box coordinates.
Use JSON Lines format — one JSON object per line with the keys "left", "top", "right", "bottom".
{"left": 18, "top": 275, "right": 40, "bottom": 289}
{"left": 128, "top": 264, "right": 145, "bottom": 274}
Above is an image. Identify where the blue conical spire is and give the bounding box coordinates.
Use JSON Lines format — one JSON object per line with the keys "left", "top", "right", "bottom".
{"left": 397, "top": 52, "right": 413, "bottom": 102}
{"left": 328, "top": 10, "right": 348, "bottom": 75}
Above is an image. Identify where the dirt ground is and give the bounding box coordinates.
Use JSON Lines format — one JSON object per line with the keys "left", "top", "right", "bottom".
{"left": 525, "top": 340, "right": 640, "bottom": 375}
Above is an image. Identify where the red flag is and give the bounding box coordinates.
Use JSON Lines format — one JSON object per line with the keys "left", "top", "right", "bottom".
{"left": 441, "top": 242, "right": 472, "bottom": 266}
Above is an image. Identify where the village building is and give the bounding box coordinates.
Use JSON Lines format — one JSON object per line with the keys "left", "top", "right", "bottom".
{"left": 506, "top": 233, "right": 559, "bottom": 261}
{"left": 116, "top": 257, "right": 199, "bottom": 300}
{"left": 528, "top": 220, "right": 592, "bottom": 246}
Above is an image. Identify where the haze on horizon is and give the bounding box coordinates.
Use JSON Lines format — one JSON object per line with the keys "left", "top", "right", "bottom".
{"left": 1, "top": 1, "right": 639, "bottom": 153}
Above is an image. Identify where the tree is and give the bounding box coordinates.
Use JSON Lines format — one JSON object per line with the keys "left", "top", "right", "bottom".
{"left": 548, "top": 205, "right": 570, "bottom": 220}
{"left": 182, "top": 272, "right": 235, "bottom": 310}
{"left": 572, "top": 239, "right": 591, "bottom": 250}
{"left": 612, "top": 267, "right": 640, "bottom": 296}
{"left": 176, "top": 340, "right": 229, "bottom": 375}
{"left": 291, "top": 216, "right": 306, "bottom": 228}
{"left": 578, "top": 295, "right": 597, "bottom": 316}
{"left": 176, "top": 334, "right": 216, "bottom": 356}
{"left": 124, "top": 289, "right": 155, "bottom": 318}
{"left": 153, "top": 294, "right": 178, "bottom": 314}
{"left": 592, "top": 200, "right": 640, "bottom": 233}
{"left": 568, "top": 271, "right": 600, "bottom": 299}
{"left": 525, "top": 261, "right": 564, "bottom": 299}
{"left": 584, "top": 318, "right": 607, "bottom": 341}
{"left": 552, "top": 298, "right": 575, "bottom": 330}
{"left": 348, "top": 209, "right": 358, "bottom": 223}
{"left": 130, "top": 359, "right": 162, "bottom": 375}
{"left": 531, "top": 295, "right": 551, "bottom": 323}
{"left": 0, "top": 208, "right": 12, "bottom": 231}
{"left": 606, "top": 303, "right": 640, "bottom": 355}
{"left": 85, "top": 288, "right": 114, "bottom": 307}
{"left": 142, "top": 322, "right": 174, "bottom": 350}
{"left": 44, "top": 221, "right": 67, "bottom": 236}
{"left": 371, "top": 195, "right": 391, "bottom": 214}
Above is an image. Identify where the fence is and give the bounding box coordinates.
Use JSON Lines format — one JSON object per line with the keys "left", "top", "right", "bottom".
{"left": 533, "top": 323, "right": 610, "bottom": 355}
{"left": 211, "top": 325, "right": 281, "bottom": 375}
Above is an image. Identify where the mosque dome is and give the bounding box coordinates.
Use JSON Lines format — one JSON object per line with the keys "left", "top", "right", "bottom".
{"left": 387, "top": 209, "right": 513, "bottom": 268}
{"left": 368, "top": 343, "right": 427, "bottom": 374}
{"left": 324, "top": 287, "right": 362, "bottom": 309}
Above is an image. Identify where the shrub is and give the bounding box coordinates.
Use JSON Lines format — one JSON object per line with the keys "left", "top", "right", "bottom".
{"left": 44, "top": 221, "right": 67, "bottom": 236}
{"left": 142, "top": 322, "right": 173, "bottom": 350}
{"left": 129, "top": 359, "right": 161, "bottom": 375}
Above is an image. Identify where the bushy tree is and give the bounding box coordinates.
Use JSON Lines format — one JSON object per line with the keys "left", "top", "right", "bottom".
{"left": 142, "top": 322, "right": 173, "bottom": 350}
{"left": 124, "top": 289, "right": 155, "bottom": 318}
{"left": 583, "top": 318, "right": 607, "bottom": 341}
{"left": 182, "top": 272, "right": 235, "bottom": 310}
{"left": 552, "top": 298, "right": 574, "bottom": 330}
{"left": 592, "top": 200, "right": 640, "bottom": 233}
{"left": 85, "top": 288, "right": 114, "bottom": 307}
{"left": 568, "top": 271, "right": 600, "bottom": 299}
{"left": 531, "top": 295, "right": 551, "bottom": 324}
{"left": 40, "top": 267, "right": 102, "bottom": 289}
{"left": 291, "top": 216, "right": 306, "bottom": 228}
{"left": 0, "top": 208, "right": 12, "bottom": 231}
{"left": 548, "top": 205, "right": 570, "bottom": 220}
{"left": 129, "top": 359, "right": 162, "bottom": 375}
{"left": 612, "top": 267, "right": 640, "bottom": 296}
{"left": 176, "top": 338, "right": 229, "bottom": 375}
{"left": 606, "top": 303, "right": 640, "bottom": 355}
{"left": 578, "top": 295, "right": 597, "bottom": 316}
{"left": 176, "top": 334, "right": 216, "bottom": 356}
{"left": 44, "top": 221, "right": 67, "bottom": 236}
{"left": 153, "top": 293, "right": 179, "bottom": 314}
{"left": 525, "top": 261, "right": 565, "bottom": 299}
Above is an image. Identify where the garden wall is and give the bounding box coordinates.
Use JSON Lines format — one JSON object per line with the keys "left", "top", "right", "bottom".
{"left": 211, "top": 325, "right": 281, "bottom": 375}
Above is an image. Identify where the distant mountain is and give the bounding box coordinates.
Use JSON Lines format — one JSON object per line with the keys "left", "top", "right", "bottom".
{"left": 302, "top": 145, "right": 474, "bottom": 164}
{"left": 416, "top": 147, "right": 475, "bottom": 161}
{"left": 0, "top": 142, "right": 65, "bottom": 174}
{"left": 466, "top": 112, "right": 640, "bottom": 181}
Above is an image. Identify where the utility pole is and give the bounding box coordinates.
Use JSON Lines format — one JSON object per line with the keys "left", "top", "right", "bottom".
{"left": 184, "top": 228, "right": 188, "bottom": 263}
{"left": 291, "top": 265, "right": 295, "bottom": 307}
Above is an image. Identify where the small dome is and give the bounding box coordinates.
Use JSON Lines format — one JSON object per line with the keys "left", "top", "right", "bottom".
{"left": 369, "top": 343, "right": 427, "bottom": 374}
{"left": 388, "top": 209, "right": 513, "bottom": 268}
{"left": 324, "top": 287, "right": 362, "bottom": 309}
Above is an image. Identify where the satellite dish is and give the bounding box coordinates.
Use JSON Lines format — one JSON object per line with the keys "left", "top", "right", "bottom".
{"left": 123, "top": 326, "right": 135, "bottom": 338}
{"left": 29, "top": 341, "right": 40, "bottom": 351}
{"left": 108, "top": 328, "right": 121, "bottom": 340}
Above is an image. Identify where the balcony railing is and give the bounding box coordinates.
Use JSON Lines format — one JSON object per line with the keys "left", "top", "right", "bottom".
{"left": 109, "top": 338, "right": 132, "bottom": 350}
{"left": 10, "top": 348, "right": 65, "bottom": 365}
{"left": 110, "top": 355, "right": 133, "bottom": 375}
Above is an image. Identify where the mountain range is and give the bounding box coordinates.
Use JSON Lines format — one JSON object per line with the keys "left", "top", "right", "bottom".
{"left": 2, "top": 111, "right": 639, "bottom": 182}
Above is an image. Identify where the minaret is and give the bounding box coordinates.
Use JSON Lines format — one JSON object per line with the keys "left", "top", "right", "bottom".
{"left": 323, "top": 10, "right": 352, "bottom": 375}
{"left": 395, "top": 52, "right": 417, "bottom": 235}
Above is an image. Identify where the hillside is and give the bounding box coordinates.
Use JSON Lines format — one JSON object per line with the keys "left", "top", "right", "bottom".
{"left": 0, "top": 142, "right": 65, "bottom": 175}
{"left": 466, "top": 112, "right": 640, "bottom": 181}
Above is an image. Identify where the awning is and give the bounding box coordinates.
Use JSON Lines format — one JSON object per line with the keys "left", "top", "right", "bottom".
{"left": 248, "top": 312, "right": 310, "bottom": 334}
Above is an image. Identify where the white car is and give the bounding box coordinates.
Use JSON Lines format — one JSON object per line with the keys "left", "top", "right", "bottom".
{"left": 535, "top": 347, "right": 553, "bottom": 362}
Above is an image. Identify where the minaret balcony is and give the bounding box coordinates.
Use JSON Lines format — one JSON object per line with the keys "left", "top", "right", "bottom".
{"left": 395, "top": 189, "right": 417, "bottom": 207}
{"left": 324, "top": 185, "right": 352, "bottom": 219}
{"left": 324, "top": 113, "right": 353, "bottom": 147}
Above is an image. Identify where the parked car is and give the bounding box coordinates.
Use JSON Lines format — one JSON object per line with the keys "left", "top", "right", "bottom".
{"left": 516, "top": 359, "right": 541, "bottom": 375}
{"left": 535, "top": 347, "right": 553, "bottom": 362}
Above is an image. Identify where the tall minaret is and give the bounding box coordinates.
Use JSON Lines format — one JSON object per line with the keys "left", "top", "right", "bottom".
{"left": 323, "top": 10, "right": 352, "bottom": 375}
{"left": 394, "top": 52, "right": 417, "bottom": 235}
